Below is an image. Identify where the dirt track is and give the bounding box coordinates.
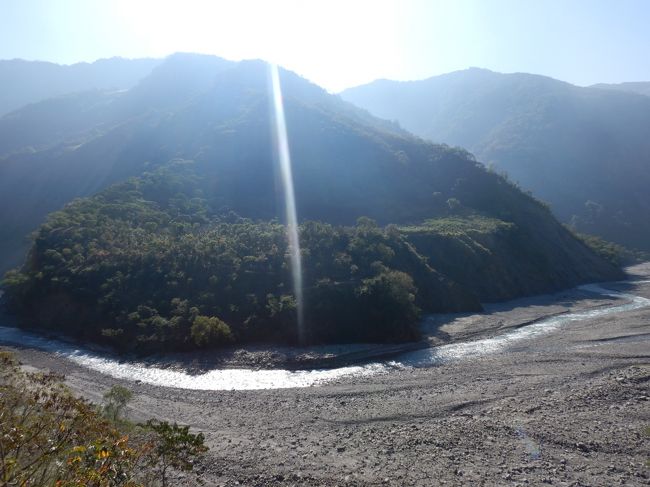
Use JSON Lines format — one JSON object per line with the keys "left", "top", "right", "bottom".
{"left": 5, "top": 264, "right": 650, "bottom": 486}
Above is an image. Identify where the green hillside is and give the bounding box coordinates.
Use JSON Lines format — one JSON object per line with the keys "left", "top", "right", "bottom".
{"left": 1, "top": 57, "right": 623, "bottom": 350}
{"left": 341, "top": 68, "right": 650, "bottom": 250}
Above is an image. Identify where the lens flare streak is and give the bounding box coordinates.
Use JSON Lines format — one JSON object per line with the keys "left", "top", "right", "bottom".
{"left": 269, "top": 64, "right": 305, "bottom": 344}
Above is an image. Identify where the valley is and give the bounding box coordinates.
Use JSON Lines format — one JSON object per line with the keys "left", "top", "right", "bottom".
{"left": 2, "top": 4, "right": 649, "bottom": 486}
{"left": 4, "top": 264, "right": 649, "bottom": 485}
{"left": 0, "top": 56, "right": 622, "bottom": 353}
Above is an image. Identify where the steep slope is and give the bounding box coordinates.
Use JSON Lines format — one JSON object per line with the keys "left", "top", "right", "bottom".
{"left": 0, "top": 57, "right": 161, "bottom": 116}
{"left": 0, "top": 54, "right": 239, "bottom": 273}
{"left": 0, "top": 53, "right": 238, "bottom": 158}
{"left": 0, "top": 55, "right": 403, "bottom": 274}
{"left": 341, "top": 69, "right": 650, "bottom": 250}
{"left": 1, "top": 58, "right": 622, "bottom": 350}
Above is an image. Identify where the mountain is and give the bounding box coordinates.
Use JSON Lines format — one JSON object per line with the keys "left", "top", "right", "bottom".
{"left": 592, "top": 81, "right": 650, "bottom": 97}
{"left": 0, "top": 54, "right": 407, "bottom": 274}
{"left": 341, "top": 68, "right": 650, "bottom": 250}
{"left": 0, "top": 56, "right": 622, "bottom": 350}
{"left": 0, "top": 54, "right": 237, "bottom": 158}
{"left": 0, "top": 53, "right": 240, "bottom": 272}
{"left": 0, "top": 57, "right": 162, "bottom": 117}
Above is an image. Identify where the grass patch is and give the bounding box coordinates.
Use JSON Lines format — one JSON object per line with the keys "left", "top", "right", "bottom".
{"left": 399, "top": 215, "right": 514, "bottom": 237}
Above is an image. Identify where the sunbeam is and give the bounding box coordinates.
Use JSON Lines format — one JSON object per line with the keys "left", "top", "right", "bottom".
{"left": 269, "top": 63, "right": 305, "bottom": 344}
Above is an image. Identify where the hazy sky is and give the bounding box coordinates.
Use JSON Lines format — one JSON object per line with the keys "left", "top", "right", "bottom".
{"left": 1, "top": 0, "right": 649, "bottom": 91}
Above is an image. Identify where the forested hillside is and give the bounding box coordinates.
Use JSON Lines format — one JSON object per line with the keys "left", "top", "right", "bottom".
{"left": 0, "top": 54, "right": 399, "bottom": 274}
{"left": 341, "top": 69, "right": 650, "bottom": 250}
{"left": 1, "top": 56, "right": 622, "bottom": 350}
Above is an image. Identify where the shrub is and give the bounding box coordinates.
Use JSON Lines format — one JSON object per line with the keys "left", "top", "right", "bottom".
{"left": 145, "top": 420, "right": 208, "bottom": 487}
{"left": 358, "top": 269, "right": 420, "bottom": 340}
{"left": 0, "top": 351, "right": 210, "bottom": 486}
{"left": 103, "top": 385, "right": 134, "bottom": 423}
{"left": 190, "top": 315, "right": 233, "bottom": 347}
{"left": 0, "top": 352, "right": 147, "bottom": 486}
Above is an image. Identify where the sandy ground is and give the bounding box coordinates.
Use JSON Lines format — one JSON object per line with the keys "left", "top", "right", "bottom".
{"left": 4, "top": 264, "right": 650, "bottom": 486}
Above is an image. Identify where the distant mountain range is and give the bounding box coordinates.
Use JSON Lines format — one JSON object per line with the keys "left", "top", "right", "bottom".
{"left": 591, "top": 81, "right": 650, "bottom": 97}
{"left": 341, "top": 68, "right": 650, "bottom": 251}
{"left": 0, "top": 54, "right": 621, "bottom": 350}
{"left": 0, "top": 57, "right": 161, "bottom": 116}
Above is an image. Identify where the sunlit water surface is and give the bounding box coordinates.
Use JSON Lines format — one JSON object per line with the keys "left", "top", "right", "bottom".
{"left": 0, "top": 283, "right": 648, "bottom": 390}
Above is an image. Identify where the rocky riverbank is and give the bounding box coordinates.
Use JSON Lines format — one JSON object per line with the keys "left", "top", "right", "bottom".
{"left": 4, "top": 264, "right": 650, "bottom": 485}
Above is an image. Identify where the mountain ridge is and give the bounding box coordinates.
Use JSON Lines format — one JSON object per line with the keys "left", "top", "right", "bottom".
{"left": 341, "top": 69, "right": 650, "bottom": 250}
{"left": 591, "top": 81, "right": 650, "bottom": 97}
{"left": 0, "top": 56, "right": 162, "bottom": 116}
{"left": 0, "top": 54, "right": 623, "bottom": 350}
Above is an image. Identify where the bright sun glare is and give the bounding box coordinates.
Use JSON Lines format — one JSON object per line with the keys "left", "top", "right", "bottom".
{"left": 114, "top": 0, "right": 403, "bottom": 91}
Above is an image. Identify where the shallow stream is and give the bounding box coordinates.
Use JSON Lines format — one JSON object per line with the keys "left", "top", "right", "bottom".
{"left": 0, "top": 283, "right": 648, "bottom": 390}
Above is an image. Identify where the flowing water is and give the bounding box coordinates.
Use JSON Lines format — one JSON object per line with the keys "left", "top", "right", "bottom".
{"left": 397, "top": 283, "right": 650, "bottom": 366}
{"left": 0, "top": 283, "right": 648, "bottom": 391}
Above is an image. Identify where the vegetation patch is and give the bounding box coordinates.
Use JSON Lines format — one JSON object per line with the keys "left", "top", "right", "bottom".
{"left": 570, "top": 229, "right": 650, "bottom": 267}
{"left": 0, "top": 351, "right": 207, "bottom": 486}
{"left": 399, "top": 215, "right": 514, "bottom": 237}
{"left": 3, "top": 169, "right": 470, "bottom": 351}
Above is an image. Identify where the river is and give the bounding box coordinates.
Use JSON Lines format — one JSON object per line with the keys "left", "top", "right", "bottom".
{"left": 0, "top": 282, "right": 648, "bottom": 390}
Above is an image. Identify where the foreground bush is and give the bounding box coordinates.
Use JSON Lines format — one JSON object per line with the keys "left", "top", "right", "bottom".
{"left": 0, "top": 352, "right": 207, "bottom": 486}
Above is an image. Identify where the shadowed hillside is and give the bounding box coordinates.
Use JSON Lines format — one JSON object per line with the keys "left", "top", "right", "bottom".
{"left": 1, "top": 56, "right": 622, "bottom": 350}
{"left": 0, "top": 57, "right": 161, "bottom": 116}
{"left": 341, "top": 69, "right": 650, "bottom": 250}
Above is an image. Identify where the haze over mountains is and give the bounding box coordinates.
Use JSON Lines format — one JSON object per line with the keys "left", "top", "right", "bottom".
{"left": 0, "top": 57, "right": 161, "bottom": 116}
{"left": 341, "top": 68, "right": 650, "bottom": 251}
{"left": 0, "top": 53, "right": 622, "bottom": 350}
{"left": 592, "top": 81, "right": 650, "bottom": 97}
{"left": 2, "top": 2, "right": 650, "bottom": 484}
{"left": 0, "top": 54, "right": 400, "bottom": 273}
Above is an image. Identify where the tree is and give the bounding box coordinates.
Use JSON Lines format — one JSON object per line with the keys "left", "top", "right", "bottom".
{"left": 145, "top": 420, "right": 208, "bottom": 487}
{"left": 102, "top": 385, "right": 133, "bottom": 422}
{"left": 190, "top": 315, "right": 232, "bottom": 347}
{"left": 358, "top": 270, "right": 420, "bottom": 340}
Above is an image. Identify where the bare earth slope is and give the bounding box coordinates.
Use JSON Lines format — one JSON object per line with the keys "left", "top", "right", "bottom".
{"left": 5, "top": 264, "right": 650, "bottom": 486}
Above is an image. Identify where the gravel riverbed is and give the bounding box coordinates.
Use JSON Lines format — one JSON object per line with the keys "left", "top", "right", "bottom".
{"left": 4, "top": 264, "right": 650, "bottom": 486}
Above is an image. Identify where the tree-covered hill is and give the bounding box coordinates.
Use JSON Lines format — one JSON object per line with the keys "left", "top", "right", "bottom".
{"left": 0, "top": 54, "right": 398, "bottom": 273}
{"left": 0, "top": 56, "right": 623, "bottom": 350}
{"left": 2, "top": 164, "right": 478, "bottom": 349}
{"left": 2, "top": 158, "right": 620, "bottom": 351}
{"left": 341, "top": 68, "right": 650, "bottom": 250}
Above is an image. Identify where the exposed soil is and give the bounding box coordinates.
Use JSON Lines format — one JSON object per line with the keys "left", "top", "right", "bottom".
{"left": 4, "top": 264, "right": 650, "bottom": 486}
